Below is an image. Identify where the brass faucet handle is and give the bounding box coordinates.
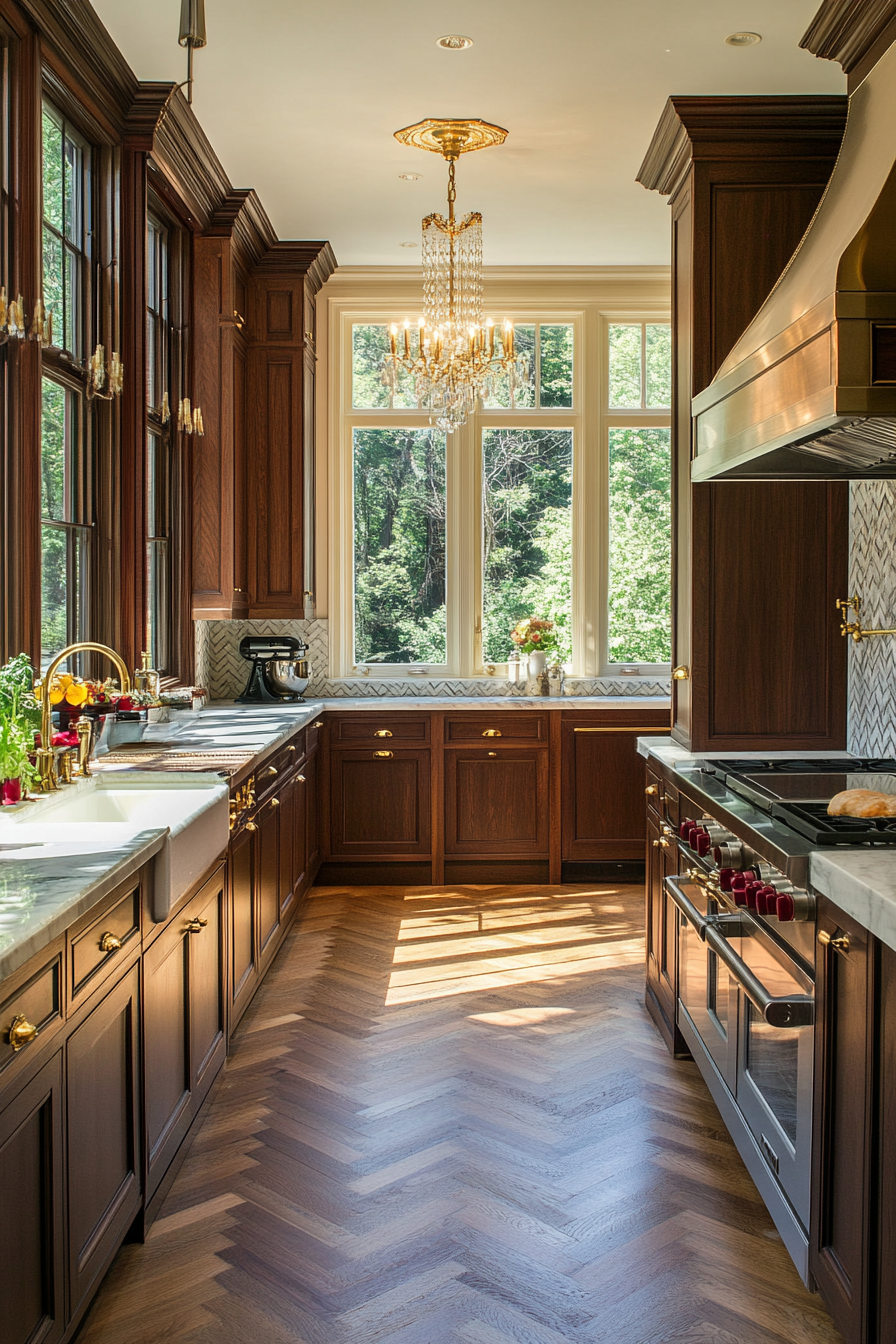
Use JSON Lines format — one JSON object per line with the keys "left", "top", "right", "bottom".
{"left": 75, "top": 718, "right": 93, "bottom": 777}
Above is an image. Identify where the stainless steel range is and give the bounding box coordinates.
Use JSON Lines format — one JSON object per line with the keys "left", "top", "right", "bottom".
{"left": 664, "top": 755, "right": 896, "bottom": 1285}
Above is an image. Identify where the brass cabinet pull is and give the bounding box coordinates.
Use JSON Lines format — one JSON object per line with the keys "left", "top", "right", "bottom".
{"left": 314, "top": 721, "right": 323, "bottom": 728}
{"left": 482, "top": 728, "right": 502, "bottom": 737}
{"left": 287, "top": 745, "right": 297, "bottom": 753}
{"left": 186, "top": 917, "right": 209, "bottom": 934}
{"left": 672, "top": 665, "right": 690, "bottom": 681}
{"left": 645, "top": 785, "right": 658, "bottom": 796}
{"left": 375, "top": 729, "right": 393, "bottom": 738}
{"left": 8, "top": 1014, "right": 38, "bottom": 1052}
{"left": 652, "top": 836, "right": 670, "bottom": 849}
{"left": 269, "top": 798, "right": 280, "bottom": 808}
{"left": 245, "top": 820, "right": 258, "bottom": 832}
{"left": 574, "top": 726, "right": 672, "bottom": 734}
{"left": 99, "top": 931, "right": 123, "bottom": 953}
{"left": 488, "top": 751, "right": 498, "bottom": 757}
{"left": 297, "top": 774, "right": 306, "bottom": 783}
{"left": 818, "top": 929, "right": 850, "bottom": 955}
{"left": 373, "top": 750, "right": 394, "bottom": 759}
{"left": 263, "top": 764, "right": 278, "bottom": 777}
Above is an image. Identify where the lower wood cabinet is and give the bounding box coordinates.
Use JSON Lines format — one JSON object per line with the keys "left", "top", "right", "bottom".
{"left": 328, "top": 747, "right": 431, "bottom": 857}
{"left": 0, "top": 1051, "right": 65, "bottom": 1344}
{"left": 229, "top": 820, "right": 258, "bottom": 1027}
{"left": 66, "top": 960, "right": 142, "bottom": 1322}
{"left": 143, "top": 866, "right": 226, "bottom": 1205}
{"left": 257, "top": 793, "right": 283, "bottom": 967}
{"left": 644, "top": 808, "right": 688, "bottom": 1058}
{"left": 444, "top": 748, "right": 549, "bottom": 857}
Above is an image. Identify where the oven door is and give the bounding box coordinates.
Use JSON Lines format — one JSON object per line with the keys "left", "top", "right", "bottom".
{"left": 667, "top": 874, "right": 737, "bottom": 1089}
{"left": 705, "top": 917, "right": 814, "bottom": 1228}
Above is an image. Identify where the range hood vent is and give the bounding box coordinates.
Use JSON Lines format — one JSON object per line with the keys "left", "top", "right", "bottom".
{"left": 691, "top": 38, "right": 896, "bottom": 481}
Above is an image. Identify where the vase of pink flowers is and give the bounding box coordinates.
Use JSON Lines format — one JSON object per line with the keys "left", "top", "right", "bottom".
{"left": 509, "top": 617, "right": 559, "bottom": 681}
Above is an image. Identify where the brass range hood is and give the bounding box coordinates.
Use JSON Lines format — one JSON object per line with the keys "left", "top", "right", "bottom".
{"left": 691, "top": 39, "right": 896, "bottom": 481}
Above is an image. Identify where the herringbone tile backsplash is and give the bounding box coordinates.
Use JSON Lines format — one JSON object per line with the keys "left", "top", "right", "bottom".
{"left": 194, "top": 618, "right": 670, "bottom": 702}
{"left": 849, "top": 482, "right": 896, "bottom": 756}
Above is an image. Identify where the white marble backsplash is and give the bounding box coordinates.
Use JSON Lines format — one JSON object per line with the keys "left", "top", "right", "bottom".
{"left": 194, "top": 618, "right": 671, "bottom": 702}
{"left": 848, "top": 481, "right": 896, "bottom": 757}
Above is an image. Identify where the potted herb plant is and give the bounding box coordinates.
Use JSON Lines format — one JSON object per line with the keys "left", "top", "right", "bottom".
{"left": 0, "top": 654, "right": 41, "bottom": 804}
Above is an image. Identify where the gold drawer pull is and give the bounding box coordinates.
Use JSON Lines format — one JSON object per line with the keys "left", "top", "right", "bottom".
{"left": 263, "top": 764, "right": 278, "bottom": 777}
{"left": 488, "top": 751, "right": 498, "bottom": 758}
{"left": 297, "top": 774, "right": 306, "bottom": 783}
{"left": 287, "top": 745, "right": 297, "bottom": 753}
{"left": 8, "top": 1014, "right": 38, "bottom": 1052}
{"left": 375, "top": 729, "right": 393, "bottom": 738}
{"left": 482, "top": 728, "right": 502, "bottom": 737}
{"left": 186, "top": 917, "right": 209, "bottom": 934}
{"left": 100, "top": 931, "right": 123, "bottom": 953}
{"left": 645, "top": 785, "right": 658, "bottom": 796}
{"left": 314, "top": 721, "right": 323, "bottom": 728}
{"left": 245, "top": 820, "right": 258, "bottom": 832}
{"left": 269, "top": 797, "right": 280, "bottom": 808}
{"left": 373, "top": 750, "right": 394, "bottom": 759}
{"left": 818, "top": 929, "right": 850, "bottom": 955}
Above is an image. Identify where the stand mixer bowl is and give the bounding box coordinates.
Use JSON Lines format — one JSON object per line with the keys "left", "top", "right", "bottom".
{"left": 267, "top": 658, "right": 312, "bottom": 697}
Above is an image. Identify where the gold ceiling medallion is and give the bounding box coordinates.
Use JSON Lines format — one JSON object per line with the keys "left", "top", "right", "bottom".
{"left": 386, "top": 118, "right": 527, "bottom": 433}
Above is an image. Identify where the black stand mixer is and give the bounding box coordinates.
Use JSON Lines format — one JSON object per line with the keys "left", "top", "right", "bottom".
{"left": 236, "top": 635, "right": 311, "bottom": 703}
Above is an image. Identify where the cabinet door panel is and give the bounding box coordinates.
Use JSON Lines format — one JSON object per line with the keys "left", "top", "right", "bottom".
{"left": 330, "top": 750, "right": 431, "bottom": 856}
{"left": 67, "top": 962, "right": 141, "bottom": 1318}
{"left": 444, "top": 750, "right": 548, "bottom": 856}
{"left": 305, "top": 749, "right": 320, "bottom": 875}
{"left": 230, "top": 824, "right": 257, "bottom": 1019}
{"left": 279, "top": 773, "right": 298, "bottom": 919}
{"left": 143, "top": 922, "right": 190, "bottom": 1173}
{"left": 0, "top": 1053, "right": 65, "bottom": 1344}
{"left": 189, "top": 873, "right": 226, "bottom": 1092}
{"left": 562, "top": 725, "right": 667, "bottom": 862}
{"left": 257, "top": 798, "right": 281, "bottom": 960}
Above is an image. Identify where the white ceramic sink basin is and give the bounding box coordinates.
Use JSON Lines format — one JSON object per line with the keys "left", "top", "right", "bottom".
{"left": 1, "top": 775, "right": 230, "bottom": 921}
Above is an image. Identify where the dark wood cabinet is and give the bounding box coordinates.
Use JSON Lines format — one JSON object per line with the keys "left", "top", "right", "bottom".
{"left": 638, "top": 97, "right": 849, "bottom": 751}
{"left": 644, "top": 809, "right": 687, "bottom": 1058}
{"left": 329, "top": 747, "right": 432, "bottom": 858}
{"left": 257, "top": 794, "right": 283, "bottom": 967}
{"left": 229, "top": 821, "right": 258, "bottom": 1028}
{"left": 444, "top": 748, "right": 549, "bottom": 858}
{"left": 143, "top": 865, "right": 226, "bottom": 1205}
{"left": 0, "top": 1052, "right": 65, "bottom": 1344}
{"left": 811, "top": 897, "right": 874, "bottom": 1344}
{"left": 66, "top": 961, "right": 142, "bottom": 1321}
{"left": 304, "top": 747, "right": 321, "bottom": 882}
{"left": 561, "top": 714, "right": 670, "bottom": 875}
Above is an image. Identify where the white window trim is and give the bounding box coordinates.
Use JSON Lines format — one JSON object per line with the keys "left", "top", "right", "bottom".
{"left": 324, "top": 274, "right": 671, "bottom": 682}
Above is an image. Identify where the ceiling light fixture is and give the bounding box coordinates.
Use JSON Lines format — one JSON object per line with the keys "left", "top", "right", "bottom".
{"left": 436, "top": 35, "right": 474, "bottom": 50}
{"left": 725, "top": 31, "right": 762, "bottom": 46}
{"left": 398, "top": 172, "right": 421, "bottom": 181}
{"left": 178, "top": 0, "right": 207, "bottom": 104}
{"left": 386, "top": 118, "right": 527, "bottom": 433}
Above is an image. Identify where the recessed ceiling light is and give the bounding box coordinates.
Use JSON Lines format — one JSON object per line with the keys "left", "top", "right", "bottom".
{"left": 436, "top": 34, "right": 474, "bottom": 50}
{"left": 398, "top": 172, "right": 421, "bottom": 181}
{"left": 725, "top": 31, "right": 762, "bottom": 46}
{"left": 399, "top": 241, "right": 418, "bottom": 248}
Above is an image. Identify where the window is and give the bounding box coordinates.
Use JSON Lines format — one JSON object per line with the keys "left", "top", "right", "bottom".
{"left": 146, "top": 214, "right": 171, "bottom": 672}
{"left": 40, "top": 102, "right": 93, "bottom": 667}
{"left": 335, "top": 302, "right": 670, "bottom": 678}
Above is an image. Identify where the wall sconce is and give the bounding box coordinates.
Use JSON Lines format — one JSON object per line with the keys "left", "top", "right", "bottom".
{"left": 29, "top": 298, "right": 53, "bottom": 346}
{"left": 86, "top": 344, "right": 123, "bottom": 401}
{"left": 177, "top": 397, "right": 205, "bottom": 436}
{"left": 0, "top": 288, "right": 26, "bottom": 344}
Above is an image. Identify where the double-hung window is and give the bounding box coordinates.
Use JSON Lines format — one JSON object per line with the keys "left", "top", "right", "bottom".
{"left": 336, "top": 303, "right": 670, "bottom": 679}
{"left": 40, "top": 102, "right": 93, "bottom": 668}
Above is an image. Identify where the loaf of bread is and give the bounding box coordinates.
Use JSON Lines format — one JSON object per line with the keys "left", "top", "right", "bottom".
{"left": 828, "top": 789, "right": 896, "bottom": 818}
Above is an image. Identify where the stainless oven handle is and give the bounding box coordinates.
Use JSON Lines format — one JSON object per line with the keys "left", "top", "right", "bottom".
{"left": 704, "top": 921, "right": 814, "bottom": 1028}
{"left": 664, "top": 876, "right": 708, "bottom": 940}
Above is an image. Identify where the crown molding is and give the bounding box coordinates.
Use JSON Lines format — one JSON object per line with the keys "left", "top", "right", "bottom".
{"left": 801, "top": 0, "right": 896, "bottom": 72}
{"left": 325, "top": 264, "right": 670, "bottom": 287}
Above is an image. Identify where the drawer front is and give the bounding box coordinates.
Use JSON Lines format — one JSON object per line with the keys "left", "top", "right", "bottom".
{"left": 0, "top": 954, "right": 63, "bottom": 1078}
{"left": 70, "top": 885, "right": 141, "bottom": 1002}
{"left": 256, "top": 732, "right": 304, "bottom": 797}
{"left": 332, "top": 716, "right": 430, "bottom": 746}
{"left": 445, "top": 714, "right": 548, "bottom": 745}
{"left": 645, "top": 764, "right": 663, "bottom": 818}
{"left": 305, "top": 717, "right": 323, "bottom": 753}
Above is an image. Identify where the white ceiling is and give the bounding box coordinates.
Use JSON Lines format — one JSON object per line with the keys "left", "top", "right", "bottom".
{"left": 91, "top": 0, "right": 845, "bottom": 267}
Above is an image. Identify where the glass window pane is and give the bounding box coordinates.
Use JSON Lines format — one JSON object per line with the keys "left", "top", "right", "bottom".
{"left": 65, "top": 246, "right": 79, "bottom": 358}
{"left": 353, "top": 427, "right": 447, "bottom": 663}
{"left": 64, "top": 136, "right": 82, "bottom": 244}
{"left": 146, "top": 539, "right": 170, "bottom": 672}
{"left": 41, "top": 524, "right": 68, "bottom": 666}
{"left": 646, "top": 323, "right": 672, "bottom": 408}
{"left": 607, "top": 427, "right": 671, "bottom": 663}
{"left": 41, "top": 109, "right": 63, "bottom": 233}
{"left": 482, "top": 428, "right": 573, "bottom": 664}
{"left": 41, "top": 379, "right": 66, "bottom": 520}
{"left": 352, "top": 324, "right": 416, "bottom": 409}
{"left": 483, "top": 324, "right": 535, "bottom": 409}
{"left": 539, "top": 324, "right": 574, "bottom": 408}
{"left": 608, "top": 323, "right": 642, "bottom": 408}
{"left": 42, "top": 227, "right": 63, "bottom": 337}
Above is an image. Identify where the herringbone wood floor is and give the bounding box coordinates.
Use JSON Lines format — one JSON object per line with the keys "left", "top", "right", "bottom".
{"left": 77, "top": 885, "right": 843, "bottom": 1344}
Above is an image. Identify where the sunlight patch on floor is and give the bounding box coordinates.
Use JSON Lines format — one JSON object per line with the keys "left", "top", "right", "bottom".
{"left": 467, "top": 1006, "right": 576, "bottom": 1026}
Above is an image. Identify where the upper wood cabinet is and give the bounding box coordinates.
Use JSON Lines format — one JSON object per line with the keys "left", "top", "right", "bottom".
{"left": 638, "top": 98, "right": 850, "bottom": 751}
{"left": 192, "top": 218, "right": 335, "bottom": 621}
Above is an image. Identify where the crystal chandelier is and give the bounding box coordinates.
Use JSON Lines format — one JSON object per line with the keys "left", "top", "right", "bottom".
{"left": 386, "top": 119, "right": 529, "bottom": 433}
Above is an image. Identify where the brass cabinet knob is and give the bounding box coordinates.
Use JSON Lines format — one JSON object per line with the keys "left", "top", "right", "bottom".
{"left": 100, "top": 931, "right": 123, "bottom": 953}
{"left": 375, "top": 729, "right": 393, "bottom": 738}
{"left": 653, "top": 836, "right": 670, "bottom": 849}
{"left": 672, "top": 665, "right": 690, "bottom": 681}
{"left": 482, "top": 728, "right": 502, "bottom": 737}
{"left": 263, "top": 764, "right": 278, "bottom": 777}
{"left": 269, "top": 798, "right": 280, "bottom": 808}
{"left": 8, "top": 1014, "right": 38, "bottom": 1052}
{"left": 245, "top": 820, "right": 258, "bottom": 832}
{"left": 186, "top": 917, "right": 209, "bottom": 934}
{"left": 818, "top": 929, "right": 850, "bottom": 955}
{"left": 488, "top": 751, "right": 498, "bottom": 757}
{"left": 645, "top": 785, "right": 658, "bottom": 796}
{"left": 287, "top": 745, "right": 296, "bottom": 753}
{"left": 373, "top": 750, "right": 393, "bottom": 759}
{"left": 314, "top": 722, "right": 323, "bottom": 728}
{"left": 297, "top": 774, "right": 306, "bottom": 783}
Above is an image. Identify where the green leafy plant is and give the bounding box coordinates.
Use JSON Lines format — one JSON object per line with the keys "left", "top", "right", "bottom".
{"left": 509, "top": 617, "right": 560, "bottom": 657}
{"left": 0, "top": 655, "right": 41, "bottom": 791}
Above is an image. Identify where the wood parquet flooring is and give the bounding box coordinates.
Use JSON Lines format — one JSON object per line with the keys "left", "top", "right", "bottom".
{"left": 76, "top": 885, "right": 843, "bottom": 1344}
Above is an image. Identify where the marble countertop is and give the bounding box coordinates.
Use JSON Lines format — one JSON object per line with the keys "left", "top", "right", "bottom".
{"left": 0, "top": 828, "right": 166, "bottom": 981}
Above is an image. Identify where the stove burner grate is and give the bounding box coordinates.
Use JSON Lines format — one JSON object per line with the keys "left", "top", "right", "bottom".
{"left": 773, "top": 800, "right": 896, "bottom": 845}
{"left": 711, "top": 757, "right": 896, "bottom": 775}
